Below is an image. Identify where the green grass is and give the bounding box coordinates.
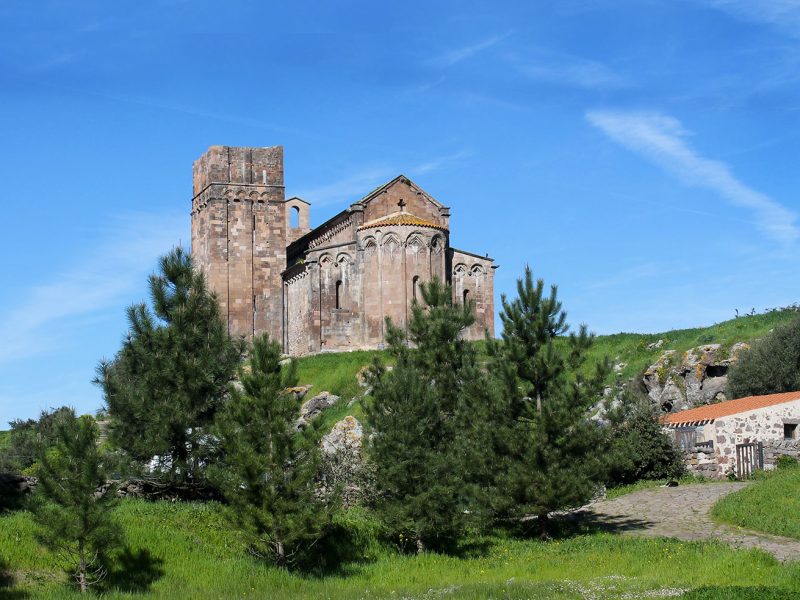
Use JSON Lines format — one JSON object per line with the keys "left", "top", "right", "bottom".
{"left": 604, "top": 474, "right": 710, "bottom": 500}
{"left": 2, "top": 499, "right": 800, "bottom": 599}
{"left": 712, "top": 463, "right": 800, "bottom": 540}
{"left": 585, "top": 308, "right": 798, "bottom": 382}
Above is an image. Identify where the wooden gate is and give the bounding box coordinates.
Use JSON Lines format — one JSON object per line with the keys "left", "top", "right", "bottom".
{"left": 735, "top": 442, "right": 764, "bottom": 479}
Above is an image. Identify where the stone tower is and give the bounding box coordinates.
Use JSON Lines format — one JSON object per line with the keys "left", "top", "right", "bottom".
{"left": 190, "top": 145, "right": 286, "bottom": 342}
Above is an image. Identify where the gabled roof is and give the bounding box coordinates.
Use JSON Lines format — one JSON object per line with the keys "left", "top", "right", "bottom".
{"left": 357, "top": 211, "right": 447, "bottom": 231}
{"left": 352, "top": 175, "right": 448, "bottom": 210}
{"left": 663, "top": 391, "right": 800, "bottom": 426}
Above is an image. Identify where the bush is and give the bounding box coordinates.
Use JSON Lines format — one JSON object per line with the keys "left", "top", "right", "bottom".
{"left": 0, "top": 407, "right": 75, "bottom": 474}
{"left": 606, "top": 388, "right": 685, "bottom": 486}
{"left": 777, "top": 455, "right": 799, "bottom": 470}
{"left": 727, "top": 316, "right": 800, "bottom": 399}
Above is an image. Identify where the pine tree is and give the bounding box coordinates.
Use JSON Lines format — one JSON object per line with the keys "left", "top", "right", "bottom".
{"left": 210, "top": 334, "right": 327, "bottom": 568}
{"left": 488, "top": 266, "right": 609, "bottom": 538}
{"left": 32, "top": 414, "right": 121, "bottom": 593}
{"left": 365, "top": 278, "right": 488, "bottom": 552}
{"left": 95, "top": 247, "right": 244, "bottom": 491}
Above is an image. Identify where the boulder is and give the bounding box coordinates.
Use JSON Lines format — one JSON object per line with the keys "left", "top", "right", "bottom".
{"left": 296, "top": 391, "right": 339, "bottom": 428}
{"left": 318, "top": 416, "right": 370, "bottom": 507}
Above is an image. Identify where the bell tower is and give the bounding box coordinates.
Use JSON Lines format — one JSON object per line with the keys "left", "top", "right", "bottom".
{"left": 191, "top": 145, "right": 286, "bottom": 342}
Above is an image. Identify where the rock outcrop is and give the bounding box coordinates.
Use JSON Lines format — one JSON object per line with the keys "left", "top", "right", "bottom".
{"left": 643, "top": 342, "right": 749, "bottom": 412}
{"left": 295, "top": 391, "right": 339, "bottom": 429}
{"left": 318, "top": 416, "right": 371, "bottom": 507}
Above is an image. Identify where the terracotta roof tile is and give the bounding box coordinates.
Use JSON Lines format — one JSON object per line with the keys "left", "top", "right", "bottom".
{"left": 357, "top": 212, "right": 447, "bottom": 231}
{"left": 663, "top": 390, "right": 800, "bottom": 426}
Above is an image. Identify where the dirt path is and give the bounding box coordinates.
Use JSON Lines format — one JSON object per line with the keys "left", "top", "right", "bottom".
{"left": 577, "top": 482, "right": 800, "bottom": 562}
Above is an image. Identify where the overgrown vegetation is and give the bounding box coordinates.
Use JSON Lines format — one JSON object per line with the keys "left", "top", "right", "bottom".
{"left": 210, "top": 334, "right": 329, "bottom": 568}
{"left": 486, "top": 266, "right": 610, "bottom": 538}
{"left": 727, "top": 315, "right": 800, "bottom": 398}
{"left": 605, "top": 388, "right": 685, "bottom": 487}
{"left": 365, "top": 278, "right": 490, "bottom": 552}
{"left": 31, "top": 414, "right": 121, "bottom": 593}
{"left": 95, "top": 247, "right": 244, "bottom": 492}
{"left": 712, "top": 459, "right": 800, "bottom": 539}
{"left": 0, "top": 406, "right": 76, "bottom": 474}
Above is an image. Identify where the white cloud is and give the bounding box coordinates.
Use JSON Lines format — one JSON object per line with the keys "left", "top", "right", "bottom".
{"left": 517, "top": 55, "right": 630, "bottom": 90}
{"left": 0, "top": 211, "right": 186, "bottom": 363}
{"left": 586, "top": 110, "right": 799, "bottom": 246}
{"left": 430, "top": 32, "right": 512, "bottom": 68}
{"left": 704, "top": 0, "right": 800, "bottom": 34}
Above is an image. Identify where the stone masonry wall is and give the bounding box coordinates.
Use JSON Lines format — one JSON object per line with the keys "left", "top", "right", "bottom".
{"left": 450, "top": 249, "right": 495, "bottom": 340}
{"left": 712, "top": 399, "right": 800, "bottom": 476}
{"left": 191, "top": 146, "right": 285, "bottom": 343}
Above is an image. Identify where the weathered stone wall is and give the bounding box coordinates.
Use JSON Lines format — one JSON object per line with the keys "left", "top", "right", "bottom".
{"left": 191, "top": 145, "right": 285, "bottom": 343}
{"left": 763, "top": 438, "right": 800, "bottom": 468}
{"left": 285, "top": 197, "right": 311, "bottom": 245}
{"left": 684, "top": 448, "right": 719, "bottom": 478}
{"left": 712, "top": 399, "right": 800, "bottom": 475}
{"left": 361, "top": 177, "right": 449, "bottom": 229}
{"left": 449, "top": 249, "right": 495, "bottom": 340}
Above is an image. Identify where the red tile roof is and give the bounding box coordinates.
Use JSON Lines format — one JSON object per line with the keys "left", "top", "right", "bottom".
{"left": 663, "top": 391, "right": 800, "bottom": 426}
{"left": 357, "top": 212, "right": 447, "bottom": 231}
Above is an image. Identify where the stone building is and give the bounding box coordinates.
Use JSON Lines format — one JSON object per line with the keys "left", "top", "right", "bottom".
{"left": 663, "top": 391, "right": 800, "bottom": 478}
{"left": 190, "top": 145, "right": 496, "bottom": 355}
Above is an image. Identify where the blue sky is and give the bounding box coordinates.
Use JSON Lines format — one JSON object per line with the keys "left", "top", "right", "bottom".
{"left": 2, "top": 0, "right": 799, "bottom": 426}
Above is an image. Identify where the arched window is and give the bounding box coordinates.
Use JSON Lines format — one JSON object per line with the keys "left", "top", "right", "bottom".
{"left": 412, "top": 275, "right": 420, "bottom": 302}
{"left": 290, "top": 205, "right": 300, "bottom": 228}
{"left": 463, "top": 289, "right": 470, "bottom": 305}
{"left": 335, "top": 280, "right": 343, "bottom": 309}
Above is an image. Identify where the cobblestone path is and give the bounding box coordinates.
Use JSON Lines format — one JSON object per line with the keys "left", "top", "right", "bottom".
{"left": 578, "top": 482, "right": 800, "bottom": 562}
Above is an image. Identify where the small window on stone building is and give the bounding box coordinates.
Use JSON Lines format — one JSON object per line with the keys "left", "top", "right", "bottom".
{"left": 335, "top": 280, "right": 343, "bottom": 310}
{"left": 412, "top": 276, "right": 420, "bottom": 302}
{"left": 290, "top": 206, "right": 300, "bottom": 228}
{"left": 463, "top": 289, "right": 470, "bottom": 305}
{"left": 785, "top": 423, "right": 798, "bottom": 440}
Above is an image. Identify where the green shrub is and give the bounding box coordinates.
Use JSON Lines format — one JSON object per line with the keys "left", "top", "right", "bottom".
{"left": 727, "top": 316, "right": 800, "bottom": 399}
{"left": 777, "top": 455, "right": 799, "bottom": 470}
{"left": 606, "top": 389, "right": 685, "bottom": 486}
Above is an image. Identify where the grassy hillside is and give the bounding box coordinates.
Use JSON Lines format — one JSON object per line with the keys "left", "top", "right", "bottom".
{"left": 712, "top": 463, "right": 800, "bottom": 540}
{"left": 1, "top": 499, "right": 799, "bottom": 599}
{"left": 293, "top": 309, "right": 800, "bottom": 406}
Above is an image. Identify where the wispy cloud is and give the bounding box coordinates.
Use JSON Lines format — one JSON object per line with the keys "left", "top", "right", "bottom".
{"left": 703, "top": 0, "right": 800, "bottom": 35}
{"left": 429, "top": 32, "right": 512, "bottom": 68}
{"left": 515, "top": 53, "right": 630, "bottom": 90}
{"left": 294, "top": 151, "right": 470, "bottom": 206}
{"left": 0, "top": 212, "right": 186, "bottom": 363}
{"left": 412, "top": 150, "right": 472, "bottom": 174}
{"left": 586, "top": 110, "right": 799, "bottom": 245}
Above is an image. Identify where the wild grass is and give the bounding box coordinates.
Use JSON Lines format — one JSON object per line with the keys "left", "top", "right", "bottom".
{"left": 289, "top": 310, "right": 799, "bottom": 403}
{"left": 1, "top": 499, "right": 800, "bottom": 599}
{"left": 712, "top": 462, "right": 800, "bottom": 540}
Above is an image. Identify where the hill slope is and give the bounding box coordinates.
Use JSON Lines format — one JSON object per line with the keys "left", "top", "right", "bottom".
{"left": 294, "top": 309, "right": 799, "bottom": 408}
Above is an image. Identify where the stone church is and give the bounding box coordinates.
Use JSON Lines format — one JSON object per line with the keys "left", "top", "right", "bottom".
{"left": 191, "top": 145, "right": 496, "bottom": 355}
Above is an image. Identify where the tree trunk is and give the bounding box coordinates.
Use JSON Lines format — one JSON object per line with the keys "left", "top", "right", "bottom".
{"left": 78, "top": 539, "right": 88, "bottom": 593}
{"left": 537, "top": 512, "right": 551, "bottom": 541}
{"left": 275, "top": 539, "right": 286, "bottom": 568}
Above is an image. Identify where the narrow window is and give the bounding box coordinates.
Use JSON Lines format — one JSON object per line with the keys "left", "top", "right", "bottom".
{"left": 290, "top": 205, "right": 300, "bottom": 228}
{"left": 785, "top": 423, "right": 797, "bottom": 440}
{"left": 463, "top": 289, "right": 470, "bottom": 305}
{"left": 335, "top": 280, "right": 343, "bottom": 309}
{"left": 412, "top": 276, "right": 420, "bottom": 302}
